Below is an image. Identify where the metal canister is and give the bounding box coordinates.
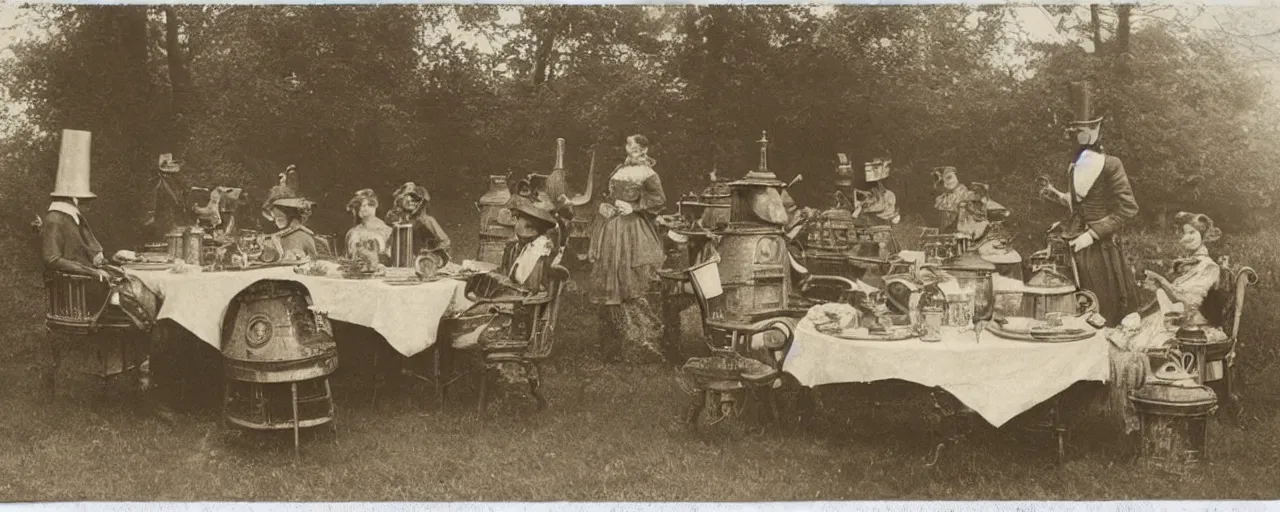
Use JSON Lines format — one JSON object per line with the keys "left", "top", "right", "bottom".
{"left": 391, "top": 223, "right": 414, "bottom": 268}
{"left": 166, "top": 229, "right": 184, "bottom": 261}
{"left": 921, "top": 305, "right": 944, "bottom": 342}
{"left": 182, "top": 227, "right": 204, "bottom": 264}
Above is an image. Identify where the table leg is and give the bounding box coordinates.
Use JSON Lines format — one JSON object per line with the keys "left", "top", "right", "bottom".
{"left": 926, "top": 388, "right": 974, "bottom": 467}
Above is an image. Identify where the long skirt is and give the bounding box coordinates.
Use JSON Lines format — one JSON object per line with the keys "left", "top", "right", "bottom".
{"left": 598, "top": 298, "right": 664, "bottom": 364}
{"left": 1074, "top": 235, "right": 1140, "bottom": 327}
{"left": 588, "top": 213, "right": 665, "bottom": 306}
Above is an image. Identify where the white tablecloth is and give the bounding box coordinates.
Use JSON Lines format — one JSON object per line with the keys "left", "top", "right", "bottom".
{"left": 783, "top": 319, "right": 1110, "bottom": 427}
{"left": 126, "top": 266, "right": 473, "bottom": 357}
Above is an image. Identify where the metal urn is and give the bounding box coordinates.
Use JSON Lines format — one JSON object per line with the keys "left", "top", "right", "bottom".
{"left": 940, "top": 252, "right": 996, "bottom": 328}
{"left": 698, "top": 173, "right": 733, "bottom": 231}
{"left": 221, "top": 280, "right": 337, "bottom": 455}
{"left": 476, "top": 175, "right": 515, "bottom": 266}
{"left": 1020, "top": 267, "right": 1098, "bottom": 321}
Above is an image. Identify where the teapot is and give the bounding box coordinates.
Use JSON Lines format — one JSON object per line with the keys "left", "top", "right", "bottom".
{"left": 415, "top": 252, "right": 443, "bottom": 280}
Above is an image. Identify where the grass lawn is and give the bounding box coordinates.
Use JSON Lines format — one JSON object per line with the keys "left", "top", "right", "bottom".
{"left": 3, "top": 197, "right": 1279, "bottom": 502}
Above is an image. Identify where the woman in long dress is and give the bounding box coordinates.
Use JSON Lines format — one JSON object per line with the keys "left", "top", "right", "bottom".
{"left": 588, "top": 134, "right": 667, "bottom": 363}
{"left": 1104, "top": 212, "right": 1226, "bottom": 433}
{"left": 344, "top": 188, "right": 392, "bottom": 263}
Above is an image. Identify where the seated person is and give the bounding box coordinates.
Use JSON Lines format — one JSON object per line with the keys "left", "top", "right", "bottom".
{"left": 1105, "top": 211, "right": 1225, "bottom": 433}
{"left": 386, "top": 182, "right": 451, "bottom": 264}
{"left": 262, "top": 193, "right": 319, "bottom": 260}
{"left": 447, "top": 194, "right": 569, "bottom": 351}
{"left": 1114, "top": 212, "right": 1226, "bottom": 351}
{"left": 344, "top": 188, "right": 392, "bottom": 264}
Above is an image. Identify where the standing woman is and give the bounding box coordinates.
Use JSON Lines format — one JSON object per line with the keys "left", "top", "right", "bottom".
{"left": 588, "top": 134, "right": 667, "bottom": 363}
{"left": 1039, "top": 81, "right": 1140, "bottom": 327}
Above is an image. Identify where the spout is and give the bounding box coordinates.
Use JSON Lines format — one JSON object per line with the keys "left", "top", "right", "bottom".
{"left": 567, "top": 148, "right": 595, "bottom": 206}
{"left": 788, "top": 174, "right": 803, "bottom": 188}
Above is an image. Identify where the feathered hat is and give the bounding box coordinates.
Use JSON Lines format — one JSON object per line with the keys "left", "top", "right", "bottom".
{"left": 261, "top": 164, "right": 315, "bottom": 221}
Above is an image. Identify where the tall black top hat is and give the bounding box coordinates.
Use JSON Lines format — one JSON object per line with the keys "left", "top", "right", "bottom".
{"left": 1068, "top": 81, "right": 1104, "bottom": 126}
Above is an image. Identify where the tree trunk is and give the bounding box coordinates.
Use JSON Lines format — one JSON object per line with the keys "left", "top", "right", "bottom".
{"left": 164, "top": 5, "right": 192, "bottom": 156}
{"left": 1089, "top": 5, "right": 1102, "bottom": 54}
{"left": 1115, "top": 5, "right": 1133, "bottom": 77}
{"left": 702, "top": 6, "right": 729, "bottom": 175}
{"left": 532, "top": 29, "right": 557, "bottom": 86}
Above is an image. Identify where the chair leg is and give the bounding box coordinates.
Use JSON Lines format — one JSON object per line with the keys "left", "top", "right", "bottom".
{"left": 291, "top": 382, "right": 300, "bottom": 460}
{"left": 325, "top": 378, "right": 338, "bottom": 443}
{"left": 528, "top": 363, "right": 546, "bottom": 411}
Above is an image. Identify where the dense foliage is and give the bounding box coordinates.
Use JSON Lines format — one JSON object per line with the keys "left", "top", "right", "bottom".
{"left": 2, "top": 5, "right": 1276, "bottom": 246}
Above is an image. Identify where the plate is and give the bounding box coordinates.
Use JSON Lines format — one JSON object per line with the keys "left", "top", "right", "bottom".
{"left": 382, "top": 278, "right": 426, "bottom": 286}
{"left": 985, "top": 322, "right": 1095, "bottom": 343}
{"left": 122, "top": 262, "right": 174, "bottom": 271}
{"left": 829, "top": 327, "right": 917, "bottom": 342}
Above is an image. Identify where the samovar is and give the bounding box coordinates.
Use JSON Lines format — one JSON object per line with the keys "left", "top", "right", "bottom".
{"left": 476, "top": 175, "right": 515, "bottom": 266}
{"left": 1021, "top": 266, "right": 1099, "bottom": 321}
{"left": 221, "top": 280, "right": 338, "bottom": 454}
{"left": 712, "top": 132, "right": 798, "bottom": 322}
{"left": 940, "top": 252, "right": 995, "bottom": 329}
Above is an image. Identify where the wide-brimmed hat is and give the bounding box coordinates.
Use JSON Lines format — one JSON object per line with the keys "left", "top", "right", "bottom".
{"left": 51, "top": 129, "right": 96, "bottom": 199}
{"left": 261, "top": 186, "right": 314, "bottom": 221}
{"left": 507, "top": 194, "right": 558, "bottom": 225}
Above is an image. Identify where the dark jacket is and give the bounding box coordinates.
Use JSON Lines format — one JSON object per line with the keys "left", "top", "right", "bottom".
{"left": 1069, "top": 153, "right": 1139, "bottom": 239}
{"left": 41, "top": 209, "right": 103, "bottom": 278}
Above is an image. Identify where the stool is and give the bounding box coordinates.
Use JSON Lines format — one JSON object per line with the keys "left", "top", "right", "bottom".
{"left": 221, "top": 280, "right": 339, "bottom": 457}
{"left": 224, "top": 377, "right": 336, "bottom": 456}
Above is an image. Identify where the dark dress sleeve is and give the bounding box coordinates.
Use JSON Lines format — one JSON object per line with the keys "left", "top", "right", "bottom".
{"left": 637, "top": 172, "right": 666, "bottom": 215}
{"left": 1087, "top": 157, "right": 1139, "bottom": 239}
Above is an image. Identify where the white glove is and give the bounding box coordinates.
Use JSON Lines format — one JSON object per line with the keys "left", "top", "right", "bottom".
{"left": 1070, "top": 231, "right": 1095, "bottom": 252}
{"left": 614, "top": 199, "right": 634, "bottom": 216}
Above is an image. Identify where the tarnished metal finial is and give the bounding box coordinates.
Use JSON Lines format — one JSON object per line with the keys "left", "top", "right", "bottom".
{"left": 554, "top": 138, "right": 565, "bottom": 171}
{"left": 758, "top": 131, "right": 769, "bottom": 174}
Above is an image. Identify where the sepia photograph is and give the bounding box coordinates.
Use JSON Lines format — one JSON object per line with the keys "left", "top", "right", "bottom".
{"left": 1, "top": 1, "right": 1278, "bottom": 505}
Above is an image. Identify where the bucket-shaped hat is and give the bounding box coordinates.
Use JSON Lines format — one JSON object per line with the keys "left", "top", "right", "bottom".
{"left": 51, "top": 129, "right": 95, "bottom": 198}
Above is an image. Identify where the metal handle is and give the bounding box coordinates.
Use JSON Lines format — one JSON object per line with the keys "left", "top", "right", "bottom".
{"left": 1072, "top": 289, "right": 1099, "bottom": 315}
